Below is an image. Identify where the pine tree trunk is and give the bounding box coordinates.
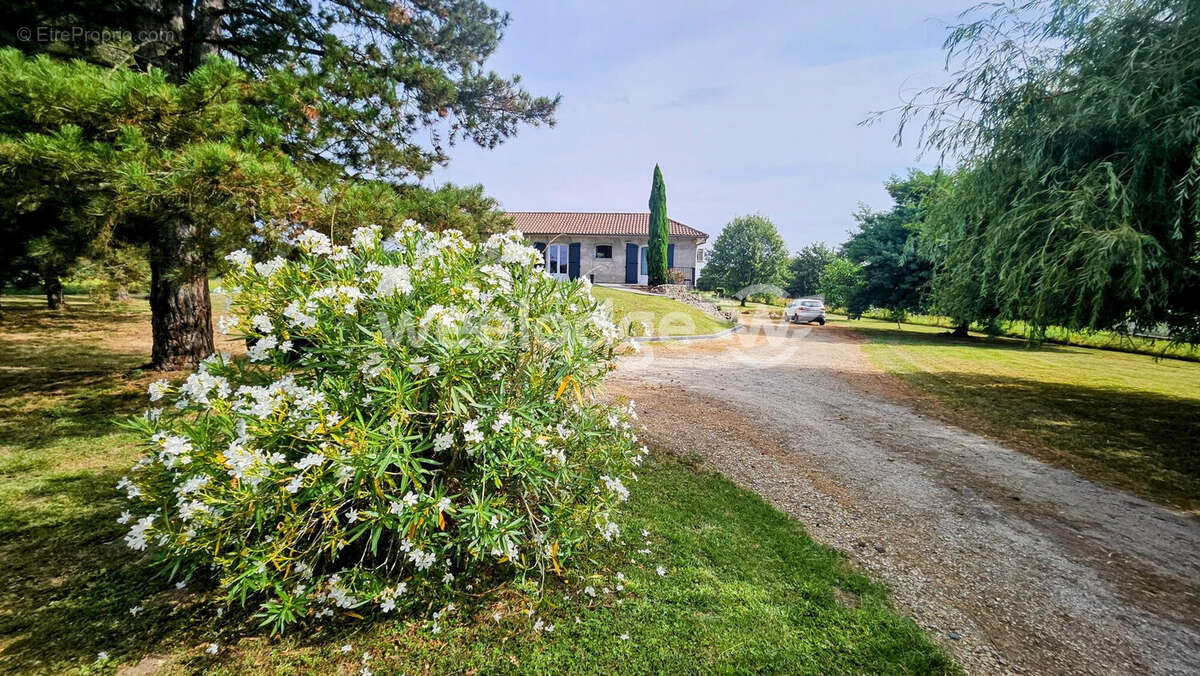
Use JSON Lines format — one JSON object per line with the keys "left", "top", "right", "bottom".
{"left": 952, "top": 323, "right": 970, "bottom": 338}
{"left": 138, "top": 1, "right": 221, "bottom": 370}
{"left": 149, "top": 217, "right": 213, "bottom": 370}
{"left": 44, "top": 276, "right": 64, "bottom": 310}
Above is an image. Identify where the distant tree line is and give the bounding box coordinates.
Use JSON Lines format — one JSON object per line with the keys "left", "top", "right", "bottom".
{"left": 702, "top": 0, "right": 1200, "bottom": 344}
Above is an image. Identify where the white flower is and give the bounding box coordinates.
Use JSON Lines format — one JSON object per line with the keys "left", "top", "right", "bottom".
{"left": 216, "top": 314, "right": 237, "bottom": 335}
{"left": 462, "top": 419, "right": 483, "bottom": 445}
{"left": 346, "top": 508, "right": 359, "bottom": 523}
{"left": 224, "top": 249, "right": 252, "bottom": 267}
{"left": 369, "top": 264, "right": 414, "bottom": 296}
{"left": 601, "top": 475, "right": 630, "bottom": 501}
{"left": 433, "top": 432, "right": 454, "bottom": 452}
{"left": 380, "top": 597, "right": 395, "bottom": 613}
{"left": 254, "top": 256, "right": 286, "bottom": 277}
{"left": 584, "top": 586, "right": 596, "bottom": 598}
{"left": 285, "top": 476, "right": 304, "bottom": 494}
{"left": 656, "top": 566, "right": 666, "bottom": 577}
{"left": 129, "top": 604, "right": 143, "bottom": 616}
{"left": 247, "top": 335, "right": 278, "bottom": 362}
{"left": 206, "top": 642, "right": 219, "bottom": 655}
{"left": 294, "top": 453, "right": 325, "bottom": 471}
{"left": 296, "top": 229, "right": 333, "bottom": 255}
{"left": 148, "top": 379, "right": 170, "bottom": 402}
{"left": 620, "top": 633, "right": 630, "bottom": 641}
{"left": 403, "top": 491, "right": 420, "bottom": 506}
{"left": 491, "top": 412, "right": 512, "bottom": 432}
{"left": 178, "top": 499, "right": 210, "bottom": 522}
{"left": 442, "top": 572, "right": 454, "bottom": 584}
{"left": 341, "top": 644, "right": 353, "bottom": 653}
{"left": 283, "top": 301, "right": 317, "bottom": 330}
{"left": 437, "top": 497, "right": 452, "bottom": 512}
{"left": 117, "top": 510, "right": 132, "bottom": 525}
{"left": 96, "top": 652, "right": 109, "bottom": 662}
{"left": 351, "top": 224, "right": 381, "bottom": 250}
{"left": 124, "top": 514, "right": 155, "bottom": 550}
{"left": 251, "top": 313, "right": 273, "bottom": 334}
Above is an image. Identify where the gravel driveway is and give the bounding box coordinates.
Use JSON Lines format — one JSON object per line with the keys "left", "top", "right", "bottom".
{"left": 607, "top": 317, "right": 1200, "bottom": 675}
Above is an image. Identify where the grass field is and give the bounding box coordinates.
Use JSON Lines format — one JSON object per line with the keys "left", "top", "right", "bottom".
{"left": 856, "top": 308, "right": 1200, "bottom": 361}
{"left": 836, "top": 315, "right": 1200, "bottom": 512}
{"left": 0, "top": 295, "right": 951, "bottom": 674}
{"left": 591, "top": 287, "right": 732, "bottom": 337}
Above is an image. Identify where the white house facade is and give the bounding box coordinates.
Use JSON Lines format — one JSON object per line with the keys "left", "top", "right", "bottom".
{"left": 506, "top": 212, "right": 708, "bottom": 286}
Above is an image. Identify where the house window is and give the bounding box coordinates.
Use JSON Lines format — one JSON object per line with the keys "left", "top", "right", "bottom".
{"left": 595, "top": 245, "right": 612, "bottom": 259}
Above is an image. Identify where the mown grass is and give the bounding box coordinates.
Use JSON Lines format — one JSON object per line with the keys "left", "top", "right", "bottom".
{"left": 838, "top": 314, "right": 1200, "bottom": 512}
{"left": 856, "top": 308, "right": 1200, "bottom": 361}
{"left": 0, "top": 294, "right": 952, "bottom": 674}
{"left": 592, "top": 287, "right": 732, "bottom": 337}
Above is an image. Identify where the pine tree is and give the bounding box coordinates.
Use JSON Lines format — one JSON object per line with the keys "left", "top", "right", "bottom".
{"left": 0, "top": 2, "right": 558, "bottom": 368}
{"left": 647, "top": 165, "right": 669, "bottom": 286}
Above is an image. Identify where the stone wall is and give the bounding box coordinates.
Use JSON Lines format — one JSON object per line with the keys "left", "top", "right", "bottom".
{"left": 649, "top": 284, "right": 736, "bottom": 322}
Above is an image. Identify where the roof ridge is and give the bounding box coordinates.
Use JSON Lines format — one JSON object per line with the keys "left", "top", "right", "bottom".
{"left": 504, "top": 211, "right": 707, "bottom": 238}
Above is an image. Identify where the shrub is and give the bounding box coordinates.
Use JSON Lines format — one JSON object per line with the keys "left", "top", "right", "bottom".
{"left": 119, "top": 222, "right": 645, "bottom": 632}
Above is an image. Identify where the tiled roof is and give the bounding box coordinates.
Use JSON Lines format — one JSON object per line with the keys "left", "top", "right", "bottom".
{"left": 506, "top": 212, "right": 707, "bottom": 240}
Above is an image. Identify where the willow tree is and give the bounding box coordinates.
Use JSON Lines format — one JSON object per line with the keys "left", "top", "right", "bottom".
{"left": 1, "top": 0, "right": 558, "bottom": 368}
{"left": 889, "top": 0, "right": 1200, "bottom": 342}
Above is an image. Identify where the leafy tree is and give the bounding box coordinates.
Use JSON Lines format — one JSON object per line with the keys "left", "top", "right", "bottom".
{"left": 890, "top": 0, "right": 1200, "bottom": 341}
{"left": 0, "top": 52, "right": 314, "bottom": 366}
{"left": 818, "top": 257, "right": 863, "bottom": 312}
{"left": 396, "top": 183, "right": 511, "bottom": 241}
{"left": 917, "top": 170, "right": 1003, "bottom": 336}
{"left": 2, "top": 1, "right": 559, "bottom": 179}
{"left": 1, "top": 1, "right": 557, "bottom": 367}
{"left": 785, "top": 243, "right": 836, "bottom": 297}
{"left": 647, "top": 165, "right": 669, "bottom": 286}
{"left": 840, "top": 171, "right": 940, "bottom": 321}
{"left": 67, "top": 243, "right": 152, "bottom": 303}
{"left": 696, "top": 214, "right": 789, "bottom": 302}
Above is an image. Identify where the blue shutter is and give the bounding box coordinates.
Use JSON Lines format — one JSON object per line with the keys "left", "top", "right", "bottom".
{"left": 568, "top": 243, "right": 581, "bottom": 279}
{"left": 667, "top": 243, "right": 675, "bottom": 268}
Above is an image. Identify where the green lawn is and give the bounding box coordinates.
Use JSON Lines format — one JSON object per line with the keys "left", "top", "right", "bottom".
{"left": 838, "top": 315, "right": 1200, "bottom": 512}
{"left": 591, "top": 287, "right": 732, "bottom": 337}
{"left": 856, "top": 308, "right": 1200, "bottom": 361}
{"left": 0, "top": 295, "right": 952, "bottom": 674}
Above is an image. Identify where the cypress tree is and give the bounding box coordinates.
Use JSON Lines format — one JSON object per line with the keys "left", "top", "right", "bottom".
{"left": 647, "top": 164, "right": 669, "bottom": 286}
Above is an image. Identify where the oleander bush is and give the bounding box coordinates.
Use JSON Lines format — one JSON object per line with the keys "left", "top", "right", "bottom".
{"left": 118, "top": 222, "right": 645, "bottom": 632}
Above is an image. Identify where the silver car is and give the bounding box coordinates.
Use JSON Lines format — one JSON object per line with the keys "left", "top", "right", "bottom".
{"left": 785, "top": 298, "right": 826, "bottom": 325}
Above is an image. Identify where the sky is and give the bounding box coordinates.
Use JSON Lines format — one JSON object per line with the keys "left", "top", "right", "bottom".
{"left": 429, "top": 1, "right": 969, "bottom": 250}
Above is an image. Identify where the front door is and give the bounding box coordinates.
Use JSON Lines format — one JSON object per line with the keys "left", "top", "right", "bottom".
{"left": 624, "top": 243, "right": 639, "bottom": 283}
{"left": 638, "top": 246, "right": 649, "bottom": 285}
{"left": 546, "top": 244, "right": 568, "bottom": 280}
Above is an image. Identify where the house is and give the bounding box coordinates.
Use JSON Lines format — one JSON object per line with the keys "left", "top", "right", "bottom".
{"left": 506, "top": 212, "right": 708, "bottom": 286}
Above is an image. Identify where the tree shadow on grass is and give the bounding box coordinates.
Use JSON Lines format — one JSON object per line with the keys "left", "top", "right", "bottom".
{"left": 0, "top": 468, "right": 211, "bottom": 672}
{"left": 851, "top": 322, "right": 1087, "bottom": 355}
{"left": 890, "top": 370, "right": 1200, "bottom": 510}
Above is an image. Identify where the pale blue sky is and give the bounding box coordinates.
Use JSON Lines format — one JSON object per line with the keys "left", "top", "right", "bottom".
{"left": 430, "top": 1, "right": 967, "bottom": 250}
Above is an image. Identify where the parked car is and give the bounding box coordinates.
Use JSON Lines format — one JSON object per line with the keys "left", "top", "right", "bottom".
{"left": 785, "top": 298, "right": 826, "bottom": 325}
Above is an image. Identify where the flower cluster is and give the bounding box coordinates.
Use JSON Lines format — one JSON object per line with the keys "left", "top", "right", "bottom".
{"left": 120, "top": 222, "right": 641, "bottom": 631}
